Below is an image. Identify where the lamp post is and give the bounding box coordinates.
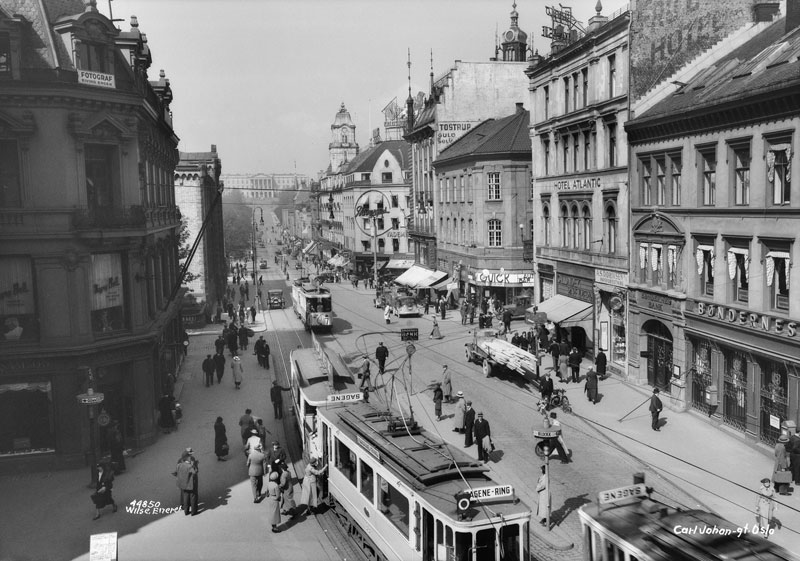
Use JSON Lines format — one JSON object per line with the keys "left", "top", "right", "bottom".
{"left": 76, "top": 367, "right": 104, "bottom": 487}
{"left": 252, "top": 207, "right": 264, "bottom": 287}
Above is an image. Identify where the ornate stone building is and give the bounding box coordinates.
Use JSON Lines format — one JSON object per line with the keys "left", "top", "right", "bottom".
{"left": 0, "top": 1, "right": 182, "bottom": 470}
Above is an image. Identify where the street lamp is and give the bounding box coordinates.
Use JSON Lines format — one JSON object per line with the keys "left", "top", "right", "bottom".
{"left": 76, "top": 367, "right": 104, "bottom": 487}
{"left": 252, "top": 207, "right": 264, "bottom": 288}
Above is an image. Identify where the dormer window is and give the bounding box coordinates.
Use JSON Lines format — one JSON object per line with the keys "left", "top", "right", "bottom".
{"left": 77, "top": 41, "right": 109, "bottom": 72}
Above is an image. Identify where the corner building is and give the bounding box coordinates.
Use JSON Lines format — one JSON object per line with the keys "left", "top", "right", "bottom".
{"left": 626, "top": 3, "right": 800, "bottom": 446}
{"left": 0, "top": 2, "right": 183, "bottom": 470}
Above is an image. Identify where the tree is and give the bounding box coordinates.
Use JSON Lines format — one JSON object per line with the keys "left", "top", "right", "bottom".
{"left": 177, "top": 216, "right": 199, "bottom": 284}
{"left": 223, "top": 196, "right": 254, "bottom": 261}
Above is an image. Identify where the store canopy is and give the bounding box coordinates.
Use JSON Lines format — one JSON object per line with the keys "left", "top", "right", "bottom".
{"left": 385, "top": 259, "right": 415, "bottom": 270}
{"left": 302, "top": 241, "right": 317, "bottom": 254}
{"left": 527, "top": 294, "right": 592, "bottom": 325}
{"left": 424, "top": 273, "right": 452, "bottom": 289}
{"left": 328, "top": 255, "right": 346, "bottom": 267}
{"left": 395, "top": 265, "right": 433, "bottom": 287}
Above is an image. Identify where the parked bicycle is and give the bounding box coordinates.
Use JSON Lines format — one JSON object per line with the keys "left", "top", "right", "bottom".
{"left": 549, "top": 388, "right": 572, "bottom": 414}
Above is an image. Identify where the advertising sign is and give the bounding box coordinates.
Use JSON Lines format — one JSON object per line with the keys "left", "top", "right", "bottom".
{"left": 78, "top": 70, "right": 116, "bottom": 89}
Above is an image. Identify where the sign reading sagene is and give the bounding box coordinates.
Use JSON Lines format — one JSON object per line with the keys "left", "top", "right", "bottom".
{"left": 78, "top": 70, "right": 116, "bottom": 89}
{"left": 598, "top": 483, "right": 647, "bottom": 505}
{"left": 326, "top": 392, "right": 363, "bottom": 403}
{"left": 464, "top": 485, "right": 514, "bottom": 501}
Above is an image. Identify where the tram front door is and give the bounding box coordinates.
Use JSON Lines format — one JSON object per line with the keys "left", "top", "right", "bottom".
{"left": 422, "top": 508, "right": 434, "bottom": 561}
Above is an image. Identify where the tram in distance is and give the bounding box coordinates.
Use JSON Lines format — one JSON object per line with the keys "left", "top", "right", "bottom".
{"left": 578, "top": 479, "right": 799, "bottom": 561}
{"left": 291, "top": 278, "right": 332, "bottom": 331}
{"left": 314, "top": 402, "right": 530, "bottom": 561}
{"left": 288, "top": 334, "right": 362, "bottom": 460}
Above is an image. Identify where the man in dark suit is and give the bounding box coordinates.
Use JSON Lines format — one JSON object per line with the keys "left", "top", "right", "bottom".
{"left": 540, "top": 372, "right": 554, "bottom": 408}
{"left": 650, "top": 388, "right": 663, "bottom": 431}
{"left": 789, "top": 428, "right": 800, "bottom": 484}
{"left": 595, "top": 349, "right": 608, "bottom": 380}
{"left": 473, "top": 412, "right": 491, "bottom": 462}
{"left": 463, "top": 401, "right": 476, "bottom": 447}
{"left": 202, "top": 354, "right": 215, "bottom": 387}
{"left": 375, "top": 342, "right": 389, "bottom": 375}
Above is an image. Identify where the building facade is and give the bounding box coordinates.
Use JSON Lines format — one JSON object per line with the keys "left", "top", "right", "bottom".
{"left": 626, "top": 4, "right": 800, "bottom": 447}
{"left": 433, "top": 104, "right": 532, "bottom": 306}
{"left": 527, "top": 6, "right": 630, "bottom": 361}
{"left": 0, "top": 2, "right": 183, "bottom": 469}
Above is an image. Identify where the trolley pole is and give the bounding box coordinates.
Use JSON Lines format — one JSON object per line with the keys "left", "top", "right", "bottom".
{"left": 406, "top": 343, "right": 416, "bottom": 423}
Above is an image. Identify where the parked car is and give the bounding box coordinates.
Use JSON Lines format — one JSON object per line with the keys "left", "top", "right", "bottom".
{"left": 315, "top": 272, "right": 335, "bottom": 283}
{"left": 502, "top": 293, "right": 532, "bottom": 320}
{"left": 259, "top": 260, "right": 268, "bottom": 270}
{"left": 267, "top": 289, "right": 285, "bottom": 309}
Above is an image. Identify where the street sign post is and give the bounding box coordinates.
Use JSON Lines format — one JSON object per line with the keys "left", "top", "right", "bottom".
{"left": 401, "top": 328, "right": 419, "bottom": 341}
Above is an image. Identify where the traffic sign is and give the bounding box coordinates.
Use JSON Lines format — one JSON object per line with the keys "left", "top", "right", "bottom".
{"left": 598, "top": 483, "right": 647, "bottom": 504}
{"left": 464, "top": 485, "right": 514, "bottom": 502}
{"left": 401, "top": 328, "right": 418, "bottom": 341}
{"left": 77, "top": 392, "right": 105, "bottom": 405}
{"left": 532, "top": 428, "right": 561, "bottom": 438}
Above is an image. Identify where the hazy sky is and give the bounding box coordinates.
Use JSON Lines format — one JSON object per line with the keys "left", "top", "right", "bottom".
{"left": 107, "top": 0, "right": 627, "bottom": 177}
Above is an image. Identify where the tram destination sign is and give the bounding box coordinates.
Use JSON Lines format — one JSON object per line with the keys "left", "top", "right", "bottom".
{"left": 327, "top": 392, "right": 363, "bottom": 403}
{"left": 598, "top": 483, "right": 647, "bottom": 504}
{"left": 464, "top": 485, "right": 514, "bottom": 502}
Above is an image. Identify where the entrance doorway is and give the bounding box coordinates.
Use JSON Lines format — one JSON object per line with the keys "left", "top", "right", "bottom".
{"left": 643, "top": 320, "right": 673, "bottom": 392}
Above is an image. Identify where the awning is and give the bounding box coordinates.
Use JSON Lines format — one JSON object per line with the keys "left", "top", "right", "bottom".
{"left": 372, "top": 260, "right": 389, "bottom": 272}
{"left": 328, "top": 255, "right": 346, "bottom": 267}
{"left": 302, "top": 241, "right": 317, "bottom": 254}
{"left": 385, "top": 259, "right": 415, "bottom": 270}
{"left": 395, "top": 265, "right": 437, "bottom": 287}
{"left": 424, "top": 273, "right": 451, "bottom": 289}
{"left": 527, "top": 294, "right": 592, "bottom": 325}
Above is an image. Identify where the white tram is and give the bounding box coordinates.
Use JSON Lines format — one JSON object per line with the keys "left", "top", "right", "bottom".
{"left": 315, "top": 402, "right": 530, "bottom": 561}
{"left": 289, "top": 334, "right": 362, "bottom": 460}
{"left": 291, "top": 278, "right": 333, "bottom": 331}
{"left": 578, "top": 479, "right": 799, "bottom": 561}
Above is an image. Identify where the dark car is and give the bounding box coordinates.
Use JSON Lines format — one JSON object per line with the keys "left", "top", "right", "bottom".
{"left": 267, "top": 289, "right": 284, "bottom": 309}
{"left": 315, "top": 272, "right": 335, "bottom": 283}
{"left": 259, "top": 260, "right": 268, "bottom": 270}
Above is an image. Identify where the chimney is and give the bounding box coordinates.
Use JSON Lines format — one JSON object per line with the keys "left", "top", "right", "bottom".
{"left": 211, "top": 144, "right": 217, "bottom": 153}
{"left": 516, "top": 102, "right": 525, "bottom": 114}
{"left": 788, "top": 0, "right": 800, "bottom": 32}
{"left": 753, "top": 1, "right": 780, "bottom": 22}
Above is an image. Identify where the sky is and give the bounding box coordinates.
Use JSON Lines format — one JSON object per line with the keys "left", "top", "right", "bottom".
{"left": 106, "top": 0, "right": 628, "bottom": 177}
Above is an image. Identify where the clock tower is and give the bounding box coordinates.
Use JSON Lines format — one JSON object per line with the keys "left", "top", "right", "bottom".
{"left": 329, "top": 102, "right": 359, "bottom": 173}
{"left": 500, "top": 2, "right": 528, "bottom": 62}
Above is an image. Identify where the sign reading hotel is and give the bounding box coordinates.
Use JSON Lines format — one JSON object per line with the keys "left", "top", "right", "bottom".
{"left": 464, "top": 485, "right": 514, "bottom": 502}
{"left": 78, "top": 70, "right": 116, "bottom": 89}
{"left": 551, "top": 176, "right": 603, "bottom": 191}
{"left": 436, "top": 122, "right": 475, "bottom": 149}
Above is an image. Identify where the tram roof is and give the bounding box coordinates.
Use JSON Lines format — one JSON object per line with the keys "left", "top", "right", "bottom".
{"left": 323, "top": 402, "right": 531, "bottom": 522}
{"left": 292, "top": 348, "right": 359, "bottom": 404}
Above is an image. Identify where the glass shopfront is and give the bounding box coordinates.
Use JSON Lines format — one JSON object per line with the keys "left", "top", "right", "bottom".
{"left": 0, "top": 381, "right": 55, "bottom": 456}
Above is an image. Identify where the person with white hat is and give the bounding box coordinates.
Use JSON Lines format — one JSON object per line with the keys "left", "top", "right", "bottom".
{"left": 453, "top": 391, "right": 466, "bottom": 433}
{"left": 231, "top": 353, "right": 244, "bottom": 389}
{"left": 175, "top": 448, "right": 199, "bottom": 515}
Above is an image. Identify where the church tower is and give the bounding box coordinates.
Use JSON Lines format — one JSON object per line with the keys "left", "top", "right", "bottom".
{"left": 499, "top": 2, "right": 528, "bottom": 61}
{"left": 329, "top": 102, "right": 359, "bottom": 173}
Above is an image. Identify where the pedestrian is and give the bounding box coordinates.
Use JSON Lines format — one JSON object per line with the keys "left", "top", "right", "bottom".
{"left": 266, "top": 471, "right": 282, "bottom": 532}
{"left": 238, "top": 326, "right": 249, "bottom": 351}
{"left": 433, "top": 383, "right": 443, "bottom": 421}
{"left": 247, "top": 443, "right": 267, "bottom": 502}
{"left": 548, "top": 412, "right": 571, "bottom": 463}
{"left": 271, "top": 380, "right": 290, "bottom": 419}
{"left": 774, "top": 435, "right": 791, "bottom": 495}
{"left": 375, "top": 341, "right": 389, "bottom": 375}
{"left": 214, "top": 417, "right": 228, "bottom": 461}
{"left": 474, "top": 412, "right": 492, "bottom": 462}
{"left": 202, "top": 354, "right": 215, "bottom": 387}
{"left": 358, "top": 356, "right": 372, "bottom": 392}
{"left": 255, "top": 418, "right": 269, "bottom": 448}
{"left": 549, "top": 339, "right": 560, "bottom": 371}
{"left": 266, "top": 441, "right": 288, "bottom": 476}
{"left": 755, "top": 477, "right": 775, "bottom": 535}
{"left": 384, "top": 303, "right": 392, "bottom": 324}
{"left": 430, "top": 317, "right": 442, "bottom": 339}
{"left": 595, "top": 348, "right": 607, "bottom": 380}
{"left": 175, "top": 448, "right": 199, "bottom": 516}
{"left": 568, "top": 347, "right": 582, "bottom": 383}
{"left": 245, "top": 429, "right": 262, "bottom": 457}
{"left": 91, "top": 461, "right": 118, "bottom": 520}
{"left": 584, "top": 369, "right": 599, "bottom": 404}
{"left": 254, "top": 336, "right": 265, "bottom": 366}
{"left": 463, "top": 401, "right": 476, "bottom": 447}
{"left": 424, "top": 295, "right": 430, "bottom": 315}
{"left": 227, "top": 327, "right": 238, "bottom": 356}
{"left": 536, "top": 465, "right": 549, "bottom": 526}
{"left": 213, "top": 351, "right": 225, "bottom": 384}
{"left": 181, "top": 330, "right": 189, "bottom": 356}
{"left": 108, "top": 420, "right": 126, "bottom": 473}
{"left": 502, "top": 308, "right": 512, "bottom": 334}
{"left": 453, "top": 391, "right": 466, "bottom": 433}
{"left": 558, "top": 340, "right": 570, "bottom": 381}
{"left": 440, "top": 296, "right": 447, "bottom": 320}
{"left": 300, "top": 458, "right": 327, "bottom": 515}
{"left": 460, "top": 300, "right": 467, "bottom": 325}
{"left": 158, "top": 393, "right": 176, "bottom": 434}
{"left": 214, "top": 334, "right": 226, "bottom": 355}
{"left": 280, "top": 467, "right": 296, "bottom": 515}
{"left": 789, "top": 428, "right": 800, "bottom": 484}
{"left": 468, "top": 301, "right": 476, "bottom": 325}
{"left": 540, "top": 372, "right": 554, "bottom": 408}
{"left": 650, "top": 388, "right": 663, "bottom": 431}
{"left": 239, "top": 408, "right": 254, "bottom": 445}
{"left": 231, "top": 355, "right": 243, "bottom": 389}
{"left": 441, "top": 365, "right": 452, "bottom": 403}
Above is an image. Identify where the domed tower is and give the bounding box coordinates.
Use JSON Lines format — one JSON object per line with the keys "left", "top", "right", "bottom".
{"left": 500, "top": 2, "right": 528, "bottom": 62}
{"left": 329, "top": 102, "right": 359, "bottom": 173}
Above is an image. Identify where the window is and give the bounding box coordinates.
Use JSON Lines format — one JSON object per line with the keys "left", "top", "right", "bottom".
{"left": 487, "top": 172, "right": 501, "bottom": 200}
{"left": 543, "top": 205, "right": 551, "bottom": 246}
{"left": 573, "top": 72, "right": 580, "bottom": 110}
{"left": 362, "top": 240, "right": 370, "bottom": 252}
{"left": 766, "top": 250, "right": 790, "bottom": 311}
{"left": 0, "top": 256, "right": 38, "bottom": 343}
{"left": 582, "top": 68, "right": 589, "bottom": 106}
{"left": 391, "top": 218, "right": 399, "bottom": 230}
{"left": 730, "top": 143, "right": 750, "bottom": 205}
{"left": 696, "top": 244, "right": 715, "bottom": 296}
{"left": 488, "top": 219, "right": 502, "bottom": 247}
{"left": 564, "top": 77, "right": 570, "bottom": 113}
{"left": 0, "top": 381, "right": 55, "bottom": 455}
{"left": 638, "top": 243, "right": 649, "bottom": 282}
{"left": 391, "top": 195, "right": 398, "bottom": 208}
{"left": 605, "top": 205, "right": 617, "bottom": 254}
{"left": 543, "top": 85, "right": 550, "bottom": 119}
{"left": 460, "top": 175, "right": 465, "bottom": 201}
{"left": 768, "top": 142, "right": 792, "bottom": 205}
{"left": 90, "top": 253, "right": 126, "bottom": 335}
{"left": 655, "top": 158, "right": 666, "bottom": 205}
{"left": 699, "top": 147, "right": 717, "bottom": 206}
{"left": 607, "top": 123, "right": 617, "bottom": 167}
{"left": 76, "top": 41, "right": 108, "bottom": 72}
{"left": 641, "top": 159, "right": 652, "bottom": 206}
{"left": 727, "top": 248, "right": 749, "bottom": 303}
{"left": 392, "top": 238, "right": 400, "bottom": 252}
{"left": 85, "top": 144, "right": 119, "bottom": 210}
{"left": 445, "top": 178, "right": 450, "bottom": 203}
{"left": 0, "top": 139, "right": 21, "bottom": 207}
{"left": 573, "top": 134, "right": 580, "bottom": 171}
{"left": 582, "top": 205, "right": 592, "bottom": 251}
{"left": 670, "top": 155, "right": 682, "bottom": 206}
{"left": 608, "top": 54, "right": 616, "bottom": 97}
{"left": 543, "top": 139, "right": 550, "bottom": 175}
{"left": 360, "top": 460, "right": 374, "bottom": 502}
{"left": 468, "top": 219, "right": 474, "bottom": 245}
{"left": 0, "top": 35, "right": 11, "bottom": 75}
{"left": 667, "top": 245, "right": 679, "bottom": 288}
{"left": 378, "top": 238, "right": 385, "bottom": 253}
{"left": 563, "top": 140, "right": 570, "bottom": 173}
{"left": 377, "top": 218, "right": 385, "bottom": 230}
{"left": 570, "top": 204, "right": 579, "bottom": 249}
{"left": 560, "top": 205, "right": 568, "bottom": 247}
{"left": 583, "top": 131, "right": 592, "bottom": 170}
{"left": 378, "top": 474, "right": 409, "bottom": 537}
{"left": 336, "top": 438, "right": 357, "bottom": 487}
{"left": 651, "top": 244, "right": 663, "bottom": 284}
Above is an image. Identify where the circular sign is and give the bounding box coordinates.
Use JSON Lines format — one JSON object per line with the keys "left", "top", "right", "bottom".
{"left": 457, "top": 497, "right": 471, "bottom": 511}
{"left": 354, "top": 190, "right": 393, "bottom": 237}
{"left": 97, "top": 412, "right": 111, "bottom": 427}
{"left": 406, "top": 343, "right": 416, "bottom": 357}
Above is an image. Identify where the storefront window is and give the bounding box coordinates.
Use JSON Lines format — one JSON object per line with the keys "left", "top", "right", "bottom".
{"left": 0, "top": 256, "right": 38, "bottom": 343}
{"left": 690, "top": 340, "right": 713, "bottom": 414}
{"left": 90, "top": 253, "right": 126, "bottom": 335}
{"left": 723, "top": 350, "right": 747, "bottom": 432}
{"left": 0, "top": 382, "right": 54, "bottom": 455}
{"left": 612, "top": 323, "right": 626, "bottom": 365}
{"left": 760, "top": 361, "right": 788, "bottom": 445}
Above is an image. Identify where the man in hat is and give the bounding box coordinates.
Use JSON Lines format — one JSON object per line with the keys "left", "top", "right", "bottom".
{"left": 463, "top": 401, "right": 476, "bottom": 447}
{"left": 473, "top": 412, "right": 491, "bottom": 462}
{"left": 213, "top": 351, "right": 226, "bottom": 384}
{"left": 247, "top": 442, "right": 267, "bottom": 502}
{"left": 453, "top": 391, "right": 466, "bottom": 433}
{"left": 245, "top": 429, "right": 262, "bottom": 457}
{"left": 790, "top": 428, "right": 800, "bottom": 485}
{"left": 175, "top": 447, "right": 199, "bottom": 515}
{"left": 270, "top": 380, "right": 290, "bottom": 419}
{"left": 649, "top": 388, "right": 663, "bottom": 431}
{"left": 375, "top": 341, "right": 389, "bottom": 375}
{"left": 239, "top": 408, "right": 254, "bottom": 445}
{"left": 540, "top": 372, "right": 554, "bottom": 408}
{"left": 266, "top": 441, "right": 288, "bottom": 476}
{"left": 774, "top": 434, "right": 791, "bottom": 495}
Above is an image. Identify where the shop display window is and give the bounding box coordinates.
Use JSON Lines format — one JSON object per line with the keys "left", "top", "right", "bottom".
{"left": 0, "top": 382, "right": 54, "bottom": 455}
{"left": 612, "top": 323, "right": 626, "bottom": 364}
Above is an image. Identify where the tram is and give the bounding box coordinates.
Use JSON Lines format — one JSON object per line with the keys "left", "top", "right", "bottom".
{"left": 289, "top": 334, "right": 363, "bottom": 460}
{"left": 291, "top": 278, "right": 332, "bottom": 331}
{"left": 314, "top": 402, "right": 530, "bottom": 561}
{"left": 578, "top": 477, "right": 799, "bottom": 561}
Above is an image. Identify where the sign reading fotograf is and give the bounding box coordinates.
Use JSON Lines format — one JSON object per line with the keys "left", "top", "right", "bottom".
{"left": 78, "top": 70, "right": 115, "bottom": 89}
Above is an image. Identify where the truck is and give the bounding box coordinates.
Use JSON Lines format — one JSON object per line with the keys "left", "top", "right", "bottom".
{"left": 464, "top": 327, "right": 539, "bottom": 380}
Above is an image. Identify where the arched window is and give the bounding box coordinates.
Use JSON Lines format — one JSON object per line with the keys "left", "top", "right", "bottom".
{"left": 488, "top": 219, "right": 502, "bottom": 247}
{"left": 605, "top": 204, "right": 617, "bottom": 254}
{"left": 460, "top": 218, "right": 465, "bottom": 245}
{"left": 582, "top": 205, "right": 592, "bottom": 250}
{"left": 571, "top": 204, "right": 579, "bottom": 249}
{"left": 468, "top": 219, "right": 474, "bottom": 245}
{"left": 542, "top": 205, "right": 551, "bottom": 246}
{"left": 446, "top": 218, "right": 451, "bottom": 242}
{"left": 560, "top": 205, "right": 568, "bottom": 247}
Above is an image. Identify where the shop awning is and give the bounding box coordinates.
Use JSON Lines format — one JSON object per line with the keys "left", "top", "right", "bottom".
{"left": 302, "top": 241, "right": 317, "bottom": 254}
{"left": 328, "top": 255, "right": 347, "bottom": 267}
{"left": 385, "top": 259, "right": 415, "bottom": 270}
{"left": 423, "top": 272, "right": 451, "bottom": 289}
{"left": 372, "top": 260, "right": 389, "bottom": 271}
{"left": 395, "top": 265, "right": 437, "bottom": 287}
{"left": 527, "top": 294, "right": 592, "bottom": 325}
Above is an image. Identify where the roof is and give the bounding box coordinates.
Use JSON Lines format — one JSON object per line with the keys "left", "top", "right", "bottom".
{"left": 631, "top": 18, "right": 800, "bottom": 127}
{"left": 435, "top": 108, "right": 530, "bottom": 165}
{"left": 342, "top": 139, "right": 410, "bottom": 175}
{"left": 290, "top": 348, "right": 359, "bottom": 405}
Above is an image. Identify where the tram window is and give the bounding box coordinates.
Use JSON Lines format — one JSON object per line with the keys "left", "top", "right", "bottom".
{"left": 437, "top": 520, "right": 443, "bottom": 546}
{"left": 455, "top": 531, "right": 473, "bottom": 561}
{"left": 605, "top": 541, "right": 623, "bottom": 561}
{"left": 359, "top": 460, "right": 374, "bottom": 502}
{"left": 378, "top": 474, "right": 410, "bottom": 537}
{"left": 476, "top": 528, "right": 496, "bottom": 561}
{"left": 499, "top": 523, "right": 520, "bottom": 561}
{"left": 316, "top": 298, "right": 331, "bottom": 312}
{"left": 335, "top": 438, "right": 357, "bottom": 487}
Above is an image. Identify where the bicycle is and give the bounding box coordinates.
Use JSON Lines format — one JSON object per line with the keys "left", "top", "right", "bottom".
{"left": 549, "top": 389, "right": 572, "bottom": 414}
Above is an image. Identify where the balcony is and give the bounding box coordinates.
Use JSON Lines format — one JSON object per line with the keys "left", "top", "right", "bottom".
{"left": 72, "top": 205, "right": 180, "bottom": 231}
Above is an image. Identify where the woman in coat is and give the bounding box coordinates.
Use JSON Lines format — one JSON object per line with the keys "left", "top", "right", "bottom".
{"left": 584, "top": 370, "right": 599, "bottom": 404}
{"left": 453, "top": 392, "right": 466, "bottom": 433}
{"left": 774, "top": 435, "right": 791, "bottom": 495}
{"left": 300, "top": 459, "right": 327, "bottom": 515}
{"left": 755, "top": 477, "right": 775, "bottom": 534}
{"left": 536, "top": 466, "right": 549, "bottom": 526}
{"left": 214, "top": 417, "right": 228, "bottom": 461}
{"left": 433, "top": 383, "right": 443, "bottom": 421}
{"left": 430, "top": 317, "right": 442, "bottom": 340}
{"left": 92, "top": 461, "right": 117, "bottom": 520}
{"left": 266, "top": 471, "right": 282, "bottom": 533}
{"left": 231, "top": 355, "right": 243, "bottom": 389}
{"left": 384, "top": 304, "right": 393, "bottom": 324}
{"left": 280, "top": 468, "right": 296, "bottom": 515}
{"left": 441, "top": 365, "right": 452, "bottom": 403}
